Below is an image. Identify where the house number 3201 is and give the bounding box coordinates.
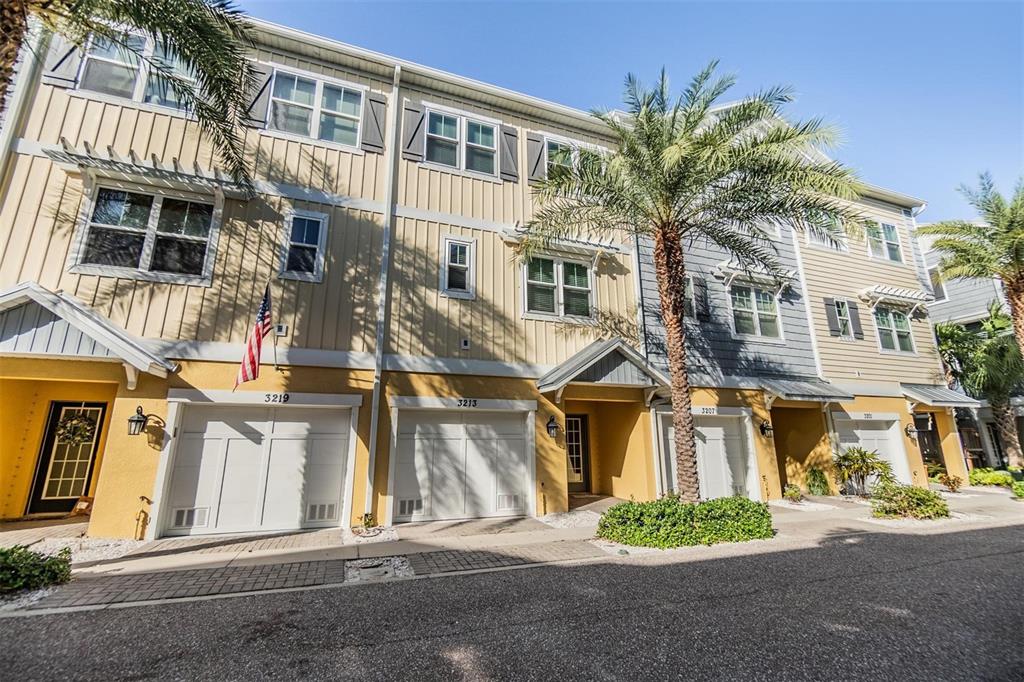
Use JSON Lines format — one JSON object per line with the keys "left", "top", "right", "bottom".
{"left": 456, "top": 399, "right": 478, "bottom": 408}
{"left": 265, "top": 393, "right": 290, "bottom": 403}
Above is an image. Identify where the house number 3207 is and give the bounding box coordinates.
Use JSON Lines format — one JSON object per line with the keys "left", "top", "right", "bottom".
{"left": 265, "top": 393, "right": 290, "bottom": 403}
{"left": 456, "top": 399, "right": 478, "bottom": 408}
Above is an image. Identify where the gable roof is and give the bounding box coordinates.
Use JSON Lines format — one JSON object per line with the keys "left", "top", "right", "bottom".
{"left": 0, "top": 281, "right": 177, "bottom": 378}
{"left": 536, "top": 337, "right": 669, "bottom": 393}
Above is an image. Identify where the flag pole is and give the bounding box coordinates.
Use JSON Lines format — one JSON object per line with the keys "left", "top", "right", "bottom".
{"left": 266, "top": 276, "right": 279, "bottom": 371}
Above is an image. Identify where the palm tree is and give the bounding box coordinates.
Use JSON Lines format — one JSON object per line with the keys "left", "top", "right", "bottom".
{"left": 936, "top": 304, "right": 1024, "bottom": 468}
{"left": 1, "top": 0, "right": 256, "bottom": 187}
{"left": 524, "top": 65, "right": 862, "bottom": 502}
{"left": 918, "top": 175, "right": 1024, "bottom": 358}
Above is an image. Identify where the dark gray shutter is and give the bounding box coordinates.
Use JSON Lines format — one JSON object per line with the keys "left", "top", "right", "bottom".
{"left": 526, "top": 132, "right": 545, "bottom": 184}
{"left": 847, "top": 301, "right": 865, "bottom": 340}
{"left": 360, "top": 92, "right": 387, "bottom": 153}
{"left": 499, "top": 125, "right": 519, "bottom": 182}
{"left": 401, "top": 100, "right": 425, "bottom": 161}
{"left": 824, "top": 298, "right": 841, "bottom": 336}
{"left": 40, "top": 34, "right": 84, "bottom": 88}
{"left": 693, "top": 277, "right": 711, "bottom": 321}
{"left": 240, "top": 63, "right": 274, "bottom": 128}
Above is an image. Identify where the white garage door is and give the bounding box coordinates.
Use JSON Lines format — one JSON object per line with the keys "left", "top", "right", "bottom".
{"left": 660, "top": 414, "right": 757, "bottom": 500}
{"left": 393, "top": 411, "right": 530, "bottom": 522}
{"left": 836, "top": 419, "right": 911, "bottom": 484}
{"left": 165, "top": 405, "right": 350, "bottom": 536}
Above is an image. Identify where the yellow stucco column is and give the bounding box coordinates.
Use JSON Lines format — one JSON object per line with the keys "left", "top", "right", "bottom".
{"left": 931, "top": 409, "right": 970, "bottom": 481}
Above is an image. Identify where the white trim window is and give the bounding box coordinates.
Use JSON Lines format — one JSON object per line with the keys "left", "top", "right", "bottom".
{"left": 875, "top": 306, "right": 915, "bottom": 353}
{"left": 928, "top": 266, "right": 947, "bottom": 303}
{"left": 730, "top": 284, "right": 782, "bottom": 339}
{"left": 424, "top": 106, "right": 499, "bottom": 178}
{"left": 78, "top": 33, "right": 195, "bottom": 111}
{"left": 440, "top": 236, "right": 475, "bottom": 299}
{"left": 524, "top": 257, "right": 593, "bottom": 319}
{"left": 867, "top": 222, "right": 903, "bottom": 263}
{"left": 807, "top": 218, "right": 849, "bottom": 250}
{"left": 279, "top": 210, "right": 328, "bottom": 282}
{"left": 74, "top": 186, "right": 220, "bottom": 284}
{"left": 546, "top": 138, "right": 573, "bottom": 178}
{"left": 268, "top": 70, "right": 362, "bottom": 147}
{"left": 834, "top": 298, "right": 855, "bottom": 340}
{"left": 682, "top": 275, "right": 695, "bottom": 317}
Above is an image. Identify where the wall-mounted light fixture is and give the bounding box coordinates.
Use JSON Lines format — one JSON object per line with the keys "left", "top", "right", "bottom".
{"left": 128, "top": 406, "right": 148, "bottom": 436}
{"left": 904, "top": 423, "right": 918, "bottom": 439}
{"left": 546, "top": 416, "right": 559, "bottom": 438}
{"left": 759, "top": 420, "right": 774, "bottom": 437}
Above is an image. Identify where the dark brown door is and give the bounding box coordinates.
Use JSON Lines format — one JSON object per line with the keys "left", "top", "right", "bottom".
{"left": 565, "top": 414, "right": 591, "bottom": 493}
{"left": 914, "top": 414, "right": 943, "bottom": 467}
{"left": 27, "top": 402, "right": 107, "bottom": 515}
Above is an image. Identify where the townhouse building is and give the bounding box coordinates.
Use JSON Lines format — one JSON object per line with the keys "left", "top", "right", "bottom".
{"left": 0, "top": 19, "right": 973, "bottom": 540}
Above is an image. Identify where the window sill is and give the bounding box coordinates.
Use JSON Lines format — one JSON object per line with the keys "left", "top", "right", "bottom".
{"left": 523, "top": 312, "right": 596, "bottom": 325}
{"left": 69, "top": 263, "right": 211, "bottom": 287}
{"left": 278, "top": 271, "right": 323, "bottom": 283}
{"left": 731, "top": 333, "right": 787, "bottom": 345}
{"left": 258, "top": 128, "right": 365, "bottom": 156}
{"left": 68, "top": 89, "right": 194, "bottom": 121}
{"left": 418, "top": 160, "right": 504, "bottom": 185}
{"left": 879, "top": 348, "right": 918, "bottom": 357}
{"left": 441, "top": 290, "right": 475, "bottom": 300}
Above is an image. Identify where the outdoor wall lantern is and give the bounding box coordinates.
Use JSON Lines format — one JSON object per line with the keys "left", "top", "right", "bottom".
{"left": 128, "top": 406, "right": 148, "bottom": 436}
{"left": 904, "top": 423, "right": 919, "bottom": 439}
{"left": 546, "top": 416, "right": 560, "bottom": 438}
{"left": 759, "top": 420, "right": 774, "bottom": 437}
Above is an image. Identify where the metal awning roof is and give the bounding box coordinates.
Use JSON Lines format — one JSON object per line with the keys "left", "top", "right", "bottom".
{"left": 761, "top": 378, "right": 854, "bottom": 403}
{"left": 901, "top": 383, "right": 980, "bottom": 408}
{"left": 536, "top": 337, "right": 668, "bottom": 394}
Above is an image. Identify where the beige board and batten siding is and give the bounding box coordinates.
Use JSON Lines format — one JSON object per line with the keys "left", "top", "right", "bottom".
{"left": 802, "top": 197, "right": 942, "bottom": 384}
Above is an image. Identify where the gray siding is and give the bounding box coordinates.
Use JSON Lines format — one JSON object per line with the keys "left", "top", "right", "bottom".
{"left": 577, "top": 350, "right": 652, "bottom": 385}
{"left": 924, "top": 250, "right": 1005, "bottom": 324}
{"left": 0, "top": 301, "right": 115, "bottom": 358}
{"left": 638, "top": 224, "right": 819, "bottom": 385}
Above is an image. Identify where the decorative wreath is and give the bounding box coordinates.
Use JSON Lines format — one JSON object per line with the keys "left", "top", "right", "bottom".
{"left": 55, "top": 414, "right": 97, "bottom": 445}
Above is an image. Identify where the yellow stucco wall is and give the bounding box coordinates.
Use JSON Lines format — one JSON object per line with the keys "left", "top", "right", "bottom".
{"left": 770, "top": 405, "right": 835, "bottom": 493}
{"left": 918, "top": 408, "right": 969, "bottom": 481}
{"left": 0, "top": 362, "right": 120, "bottom": 519}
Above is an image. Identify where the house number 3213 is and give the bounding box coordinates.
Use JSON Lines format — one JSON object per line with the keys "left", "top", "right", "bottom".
{"left": 265, "top": 393, "right": 290, "bottom": 403}
{"left": 456, "top": 399, "right": 478, "bottom": 408}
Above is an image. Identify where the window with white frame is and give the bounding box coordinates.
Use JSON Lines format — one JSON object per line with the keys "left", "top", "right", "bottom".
{"left": 808, "top": 218, "right": 848, "bottom": 250}
{"left": 268, "top": 70, "right": 362, "bottom": 146}
{"left": 867, "top": 222, "right": 903, "bottom": 262}
{"left": 78, "top": 187, "right": 215, "bottom": 279}
{"left": 280, "top": 211, "right": 328, "bottom": 281}
{"left": 683, "top": 276, "right": 695, "bottom": 317}
{"left": 874, "top": 306, "right": 914, "bottom": 352}
{"left": 834, "top": 298, "right": 854, "bottom": 339}
{"left": 79, "top": 33, "right": 195, "bottom": 111}
{"left": 928, "top": 266, "right": 947, "bottom": 302}
{"left": 441, "top": 237, "right": 474, "bottom": 298}
{"left": 546, "top": 139, "right": 573, "bottom": 178}
{"left": 730, "top": 285, "right": 781, "bottom": 338}
{"left": 424, "top": 108, "right": 498, "bottom": 177}
{"left": 525, "top": 257, "right": 592, "bottom": 318}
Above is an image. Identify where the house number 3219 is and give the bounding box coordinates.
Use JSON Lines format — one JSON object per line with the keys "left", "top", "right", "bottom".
{"left": 265, "top": 393, "right": 290, "bottom": 403}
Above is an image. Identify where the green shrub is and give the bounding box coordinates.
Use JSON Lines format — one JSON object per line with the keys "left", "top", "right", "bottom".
{"left": 783, "top": 484, "right": 803, "bottom": 503}
{"left": 0, "top": 546, "right": 72, "bottom": 594}
{"left": 834, "top": 447, "right": 895, "bottom": 496}
{"left": 870, "top": 483, "right": 950, "bottom": 520}
{"left": 969, "top": 467, "right": 1015, "bottom": 487}
{"left": 1012, "top": 481, "right": 1024, "bottom": 499}
{"left": 596, "top": 495, "right": 773, "bottom": 549}
{"left": 926, "top": 462, "right": 947, "bottom": 479}
{"left": 805, "top": 468, "right": 831, "bottom": 496}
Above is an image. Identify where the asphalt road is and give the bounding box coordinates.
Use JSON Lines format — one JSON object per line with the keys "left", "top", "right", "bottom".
{"left": 2, "top": 522, "right": 1022, "bottom": 681}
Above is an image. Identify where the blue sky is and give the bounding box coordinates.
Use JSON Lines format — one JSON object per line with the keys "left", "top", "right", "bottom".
{"left": 238, "top": 1, "right": 1022, "bottom": 222}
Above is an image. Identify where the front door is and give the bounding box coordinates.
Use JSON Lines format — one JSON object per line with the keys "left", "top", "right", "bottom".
{"left": 28, "top": 402, "right": 107, "bottom": 515}
{"left": 565, "top": 414, "right": 591, "bottom": 493}
{"left": 915, "top": 414, "right": 943, "bottom": 467}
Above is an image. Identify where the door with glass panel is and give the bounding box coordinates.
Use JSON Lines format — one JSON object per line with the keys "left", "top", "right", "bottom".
{"left": 28, "top": 402, "right": 107, "bottom": 514}
{"left": 565, "top": 415, "right": 592, "bottom": 493}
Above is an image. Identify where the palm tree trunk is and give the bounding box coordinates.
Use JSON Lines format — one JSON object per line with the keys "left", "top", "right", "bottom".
{"left": 991, "top": 401, "right": 1024, "bottom": 468}
{"left": 1002, "top": 279, "right": 1024, "bottom": 366}
{"left": 0, "top": 0, "right": 29, "bottom": 117}
{"left": 652, "top": 225, "right": 701, "bottom": 503}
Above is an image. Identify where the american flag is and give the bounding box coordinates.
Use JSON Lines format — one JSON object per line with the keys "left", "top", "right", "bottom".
{"left": 234, "top": 285, "right": 273, "bottom": 389}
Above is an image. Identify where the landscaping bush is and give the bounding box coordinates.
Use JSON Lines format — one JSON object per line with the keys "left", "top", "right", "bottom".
{"left": 783, "top": 484, "right": 803, "bottom": 503}
{"left": 926, "top": 462, "right": 947, "bottom": 480}
{"left": 596, "top": 496, "right": 773, "bottom": 549}
{"left": 806, "top": 468, "right": 832, "bottom": 496}
{"left": 938, "top": 472, "right": 963, "bottom": 493}
{"left": 969, "top": 467, "right": 1015, "bottom": 487}
{"left": 834, "top": 447, "right": 895, "bottom": 496}
{"left": 1012, "top": 481, "right": 1024, "bottom": 499}
{"left": 0, "top": 545, "right": 72, "bottom": 594}
{"left": 870, "top": 483, "right": 950, "bottom": 520}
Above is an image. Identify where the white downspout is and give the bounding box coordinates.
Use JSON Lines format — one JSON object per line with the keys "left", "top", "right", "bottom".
{"left": 364, "top": 64, "right": 402, "bottom": 522}
{"left": 0, "top": 25, "right": 47, "bottom": 180}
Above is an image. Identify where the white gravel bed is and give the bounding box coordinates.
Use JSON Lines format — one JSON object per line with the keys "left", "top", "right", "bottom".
{"left": 345, "top": 556, "right": 413, "bottom": 582}
{"left": 937, "top": 491, "right": 982, "bottom": 499}
{"left": 769, "top": 500, "right": 838, "bottom": 512}
{"left": 590, "top": 538, "right": 664, "bottom": 556}
{"left": 29, "top": 537, "right": 146, "bottom": 565}
{"left": 860, "top": 511, "right": 990, "bottom": 529}
{"left": 539, "top": 510, "right": 602, "bottom": 528}
{"left": 343, "top": 527, "right": 399, "bottom": 544}
{"left": 0, "top": 587, "right": 56, "bottom": 612}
